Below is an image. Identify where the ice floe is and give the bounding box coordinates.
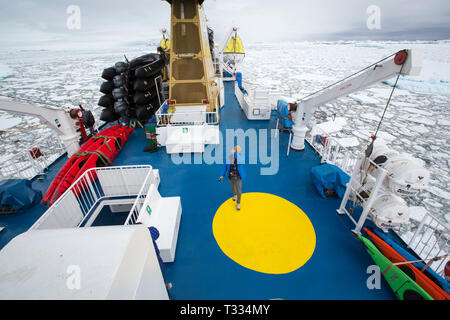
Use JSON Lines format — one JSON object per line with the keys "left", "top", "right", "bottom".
{"left": 384, "top": 60, "right": 450, "bottom": 96}
{"left": 425, "top": 185, "right": 450, "bottom": 201}
{"left": 0, "top": 62, "right": 12, "bottom": 80}
{"left": 335, "top": 137, "right": 359, "bottom": 147}
{"left": 398, "top": 114, "right": 436, "bottom": 126}
{"left": 349, "top": 93, "right": 380, "bottom": 105}
{"left": 0, "top": 117, "right": 22, "bottom": 130}
{"left": 314, "top": 117, "right": 347, "bottom": 134}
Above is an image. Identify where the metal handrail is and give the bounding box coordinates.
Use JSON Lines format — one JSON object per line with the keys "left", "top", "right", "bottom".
{"left": 405, "top": 210, "right": 449, "bottom": 275}
{"left": 0, "top": 135, "right": 65, "bottom": 180}
{"left": 124, "top": 169, "right": 155, "bottom": 225}
{"left": 324, "top": 125, "right": 450, "bottom": 274}
{"left": 306, "top": 125, "right": 359, "bottom": 174}
{"left": 155, "top": 100, "right": 219, "bottom": 127}
{"left": 30, "top": 165, "right": 152, "bottom": 230}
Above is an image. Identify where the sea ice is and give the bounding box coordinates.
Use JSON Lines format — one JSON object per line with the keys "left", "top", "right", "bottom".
{"left": 335, "top": 137, "right": 359, "bottom": 147}
{"left": 423, "top": 198, "right": 444, "bottom": 208}
{"left": 369, "top": 87, "right": 411, "bottom": 97}
{"left": 402, "top": 107, "right": 433, "bottom": 116}
{"left": 408, "top": 206, "right": 428, "bottom": 224}
{"left": 376, "top": 131, "right": 396, "bottom": 143}
{"left": 314, "top": 117, "right": 347, "bottom": 134}
{"left": 384, "top": 60, "right": 450, "bottom": 96}
{"left": 410, "top": 125, "right": 430, "bottom": 134}
{"left": 437, "top": 119, "right": 450, "bottom": 126}
{"left": 0, "top": 117, "right": 22, "bottom": 130}
{"left": 425, "top": 185, "right": 450, "bottom": 201}
{"left": 349, "top": 94, "right": 379, "bottom": 105}
{"left": 0, "top": 62, "right": 12, "bottom": 80}
{"left": 399, "top": 115, "right": 436, "bottom": 126}
{"left": 360, "top": 113, "right": 380, "bottom": 121}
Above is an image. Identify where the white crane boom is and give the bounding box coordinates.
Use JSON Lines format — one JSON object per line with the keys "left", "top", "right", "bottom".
{"left": 290, "top": 49, "right": 422, "bottom": 150}
{"left": 0, "top": 98, "right": 80, "bottom": 156}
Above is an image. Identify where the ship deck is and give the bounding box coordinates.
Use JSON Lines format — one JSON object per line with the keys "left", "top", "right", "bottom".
{"left": 0, "top": 81, "right": 396, "bottom": 300}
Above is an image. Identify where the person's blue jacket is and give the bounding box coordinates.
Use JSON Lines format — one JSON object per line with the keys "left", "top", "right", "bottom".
{"left": 220, "top": 152, "right": 246, "bottom": 180}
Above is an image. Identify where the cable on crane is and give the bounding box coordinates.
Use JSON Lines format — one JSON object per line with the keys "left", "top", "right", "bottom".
{"left": 360, "top": 50, "right": 408, "bottom": 187}
{"left": 365, "top": 50, "right": 407, "bottom": 158}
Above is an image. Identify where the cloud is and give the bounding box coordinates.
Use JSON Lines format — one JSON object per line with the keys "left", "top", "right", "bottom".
{"left": 0, "top": 0, "right": 449, "bottom": 49}
{"left": 205, "top": 0, "right": 450, "bottom": 42}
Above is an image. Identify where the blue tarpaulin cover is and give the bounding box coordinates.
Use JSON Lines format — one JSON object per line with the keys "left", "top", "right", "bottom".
{"left": 276, "top": 100, "right": 294, "bottom": 128}
{"left": 311, "top": 164, "right": 350, "bottom": 198}
{"left": 0, "top": 179, "right": 42, "bottom": 212}
{"left": 236, "top": 72, "right": 243, "bottom": 89}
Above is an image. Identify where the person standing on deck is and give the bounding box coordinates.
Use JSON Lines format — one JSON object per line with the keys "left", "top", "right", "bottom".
{"left": 219, "top": 146, "right": 246, "bottom": 210}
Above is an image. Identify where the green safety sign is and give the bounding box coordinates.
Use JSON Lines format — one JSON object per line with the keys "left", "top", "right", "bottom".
{"left": 146, "top": 205, "right": 152, "bottom": 215}
{"left": 183, "top": 128, "right": 188, "bottom": 133}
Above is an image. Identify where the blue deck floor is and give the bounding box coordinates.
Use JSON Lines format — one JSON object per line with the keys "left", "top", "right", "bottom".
{"left": 112, "top": 81, "right": 396, "bottom": 300}
{"left": 0, "top": 81, "right": 396, "bottom": 300}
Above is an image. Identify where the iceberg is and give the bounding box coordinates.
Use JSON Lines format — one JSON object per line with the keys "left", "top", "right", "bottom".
{"left": 0, "top": 63, "right": 12, "bottom": 80}
{"left": 383, "top": 60, "right": 450, "bottom": 96}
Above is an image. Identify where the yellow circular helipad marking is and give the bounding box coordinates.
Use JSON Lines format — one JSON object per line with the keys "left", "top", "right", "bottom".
{"left": 213, "top": 193, "right": 316, "bottom": 274}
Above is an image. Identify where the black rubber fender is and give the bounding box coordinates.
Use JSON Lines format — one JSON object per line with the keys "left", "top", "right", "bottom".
{"left": 99, "top": 108, "right": 118, "bottom": 122}
{"left": 133, "top": 78, "right": 157, "bottom": 91}
{"left": 112, "top": 87, "right": 127, "bottom": 100}
{"left": 130, "top": 53, "right": 160, "bottom": 69}
{"left": 101, "top": 67, "right": 117, "bottom": 81}
{"left": 98, "top": 94, "right": 115, "bottom": 108}
{"left": 100, "top": 81, "right": 115, "bottom": 94}
{"left": 134, "top": 59, "right": 165, "bottom": 78}
{"left": 134, "top": 91, "right": 155, "bottom": 105}
{"left": 135, "top": 104, "right": 155, "bottom": 121}
{"left": 114, "top": 99, "right": 129, "bottom": 114}
{"left": 113, "top": 75, "right": 126, "bottom": 88}
{"left": 114, "top": 61, "right": 128, "bottom": 74}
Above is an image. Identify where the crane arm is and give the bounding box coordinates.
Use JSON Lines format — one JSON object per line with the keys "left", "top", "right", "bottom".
{"left": 290, "top": 49, "right": 422, "bottom": 150}
{"left": 0, "top": 98, "right": 80, "bottom": 156}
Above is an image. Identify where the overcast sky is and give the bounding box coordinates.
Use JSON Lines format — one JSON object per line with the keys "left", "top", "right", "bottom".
{"left": 0, "top": 0, "right": 449, "bottom": 49}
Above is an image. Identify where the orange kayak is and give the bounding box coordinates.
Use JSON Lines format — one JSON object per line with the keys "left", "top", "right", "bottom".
{"left": 364, "top": 228, "right": 449, "bottom": 300}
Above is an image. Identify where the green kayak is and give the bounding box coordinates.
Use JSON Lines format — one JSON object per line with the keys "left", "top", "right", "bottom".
{"left": 357, "top": 234, "right": 433, "bottom": 300}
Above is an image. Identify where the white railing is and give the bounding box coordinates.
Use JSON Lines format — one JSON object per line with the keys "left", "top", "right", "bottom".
{"left": 337, "top": 155, "right": 387, "bottom": 227}
{"left": 336, "top": 152, "right": 449, "bottom": 275}
{"left": 402, "top": 211, "right": 449, "bottom": 275}
{"left": 124, "top": 169, "right": 156, "bottom": 225}
{"left": 29, "top": 165, "right": 154, "bottom": 230}
{"left": 306, "top": 126, "right": 359, "bottom": 175}
{"left": 155, "top": 100, "right": 219, "bottom": 127}
{"left": 0, "top": 135, "right": 65, "bottom": 180}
